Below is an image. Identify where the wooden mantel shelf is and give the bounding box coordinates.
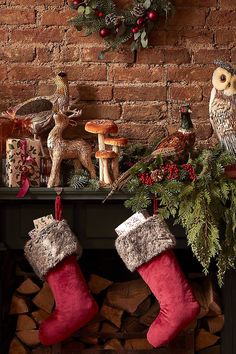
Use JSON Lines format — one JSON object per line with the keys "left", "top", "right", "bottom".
{"left": 0, "top": 187, "right": 130, "bottom": 201}
{"left": 0, "top": 187, "right": 187, "bottom": 250}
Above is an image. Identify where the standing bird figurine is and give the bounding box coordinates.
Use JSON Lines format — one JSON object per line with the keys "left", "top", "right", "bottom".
{"left": 209, "top": 60, "right": 236, "bottom": 155}
{"left": 1, "top": 72, "right": 70, "bottom": 138}
{"left": 104, "top": 104, "right": 195, "bottom": 199}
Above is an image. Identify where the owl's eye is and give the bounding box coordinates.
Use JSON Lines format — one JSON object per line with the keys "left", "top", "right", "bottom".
{"left": 212, "top": 67, "right": 231, "bottom": 91}
{"left": 220, "top": 74, "right": 227, "bottom": 82}
{"left": 224, "top": 75, "right": 236, "bottom": 96}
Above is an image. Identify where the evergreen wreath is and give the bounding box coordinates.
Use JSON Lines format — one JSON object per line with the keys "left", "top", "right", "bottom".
{"left": 69, "top": 0, "right": 174, "bottom": 58}
{"left": 122, "top": 146, "right": 236, "bottom": 286}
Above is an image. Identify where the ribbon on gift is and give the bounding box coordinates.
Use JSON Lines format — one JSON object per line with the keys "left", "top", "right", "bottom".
{"left": 16, "top": 139, "right": 37, "bottom": 198}
{"left": 12, "top": 117, "right": 32, "bottom": 137}
{"left": 2, "top": 108, "right": 32, "bottom": 137}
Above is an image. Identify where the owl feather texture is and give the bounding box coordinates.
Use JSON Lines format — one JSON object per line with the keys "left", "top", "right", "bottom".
{"left": 209, "top": 60, "right": 236, "bottom": 155}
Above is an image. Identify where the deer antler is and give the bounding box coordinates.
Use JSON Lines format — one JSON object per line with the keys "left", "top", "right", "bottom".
{"left": 69, "top": 109, "right": 82, "bottom": 118}
{"left": 62, "top": 108, "right": 82, "bottom": 127}
{"left": 63, "top": 108, "right": 82, "bottom": 119}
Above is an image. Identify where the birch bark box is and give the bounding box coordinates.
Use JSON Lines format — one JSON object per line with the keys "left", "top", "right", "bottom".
{"left": 5, "top": 138, "right": 41, "bottom": 187}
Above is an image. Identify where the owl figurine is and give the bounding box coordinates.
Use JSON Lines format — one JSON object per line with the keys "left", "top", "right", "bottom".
{"left": 209, "top": 60, "right": 236, "bottom": 155}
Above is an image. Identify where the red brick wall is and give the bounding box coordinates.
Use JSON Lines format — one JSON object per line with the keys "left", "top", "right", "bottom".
{"left": 0, "top": 0, "right": 235, "bottom": 146}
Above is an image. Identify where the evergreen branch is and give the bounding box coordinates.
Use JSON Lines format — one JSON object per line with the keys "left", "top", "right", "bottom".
{"left": 122, "top": 145, "right": 236, "bottom": 286}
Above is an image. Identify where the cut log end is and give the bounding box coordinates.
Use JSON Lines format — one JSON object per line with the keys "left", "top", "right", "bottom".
{"left": 32, "top": 282, "right": 54, "bottom": 314}
{"left": 9, "top": 337, "right": 29, "bottom": 354}
{"left": 10, "top": 295, "right": 29, "bottom": 315}
{"left": 17, "top": 278, "right": 40, "bottom": 295}
{"left": 16, "top": 330, "right": 40, "bottom": 347}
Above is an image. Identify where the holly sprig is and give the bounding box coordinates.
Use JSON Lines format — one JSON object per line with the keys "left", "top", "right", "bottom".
{"left": 123, "top": 146, "right": 236, "bottom": 286}
{"left": 69, "top": 0, "right": 174, "bottom": 58}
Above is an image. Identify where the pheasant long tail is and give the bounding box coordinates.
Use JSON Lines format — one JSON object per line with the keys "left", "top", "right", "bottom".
{"left": 103, "top": 155, "right": 153, "bottom": 203}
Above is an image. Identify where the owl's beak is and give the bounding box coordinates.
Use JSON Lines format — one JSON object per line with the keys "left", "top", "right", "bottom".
{"left": 223, "top": 75, "right": 236, "bottom": 96}
{"left": 223, "top": 87, "right": 236, "bottom": 96}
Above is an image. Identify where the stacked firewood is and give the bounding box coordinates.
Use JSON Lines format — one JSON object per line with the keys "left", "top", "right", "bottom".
{"left": 8, "top": 270, "right": 223, "bottom": 354}
{"left": 8, "top": 276, "right": 53, "bottom": 354}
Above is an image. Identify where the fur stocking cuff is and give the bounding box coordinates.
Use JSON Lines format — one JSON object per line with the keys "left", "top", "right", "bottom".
{"left": 115, "top": 215, "right": 176, "bottom": 272}
{"left": 24, "top": 219, "right": 82, "bottom": 279}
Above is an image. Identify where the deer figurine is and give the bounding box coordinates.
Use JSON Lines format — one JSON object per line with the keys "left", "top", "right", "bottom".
{"left": 47, "top": 110, "right": 96, "bottom": 188}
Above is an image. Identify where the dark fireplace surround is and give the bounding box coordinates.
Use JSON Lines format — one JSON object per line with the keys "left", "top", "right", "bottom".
{"left": 0, "top": 188, "right": 236, "bottom": 354}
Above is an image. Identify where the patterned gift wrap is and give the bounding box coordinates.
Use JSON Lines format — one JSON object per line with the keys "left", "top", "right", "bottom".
{"left": 5, "top": 138, "right": 41, "bottom": 187}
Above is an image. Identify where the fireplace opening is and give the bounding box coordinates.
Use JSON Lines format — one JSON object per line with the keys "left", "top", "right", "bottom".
{"left": 3, "top": 249, "right": 223, "bottom": 354}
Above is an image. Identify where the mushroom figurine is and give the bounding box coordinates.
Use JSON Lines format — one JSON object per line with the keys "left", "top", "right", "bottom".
{"left": 95, "top": 150, "right": 117, "bottom": 185}
{"left": 85, "top": 120, "right": 118, "bottom": 181}
{"left": 104, "top": 137, "right": 128, "bottom": 180}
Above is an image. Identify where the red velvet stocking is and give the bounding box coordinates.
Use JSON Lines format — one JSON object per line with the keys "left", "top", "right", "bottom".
{"left": 39, "top": 255, "right": 98, "bottom": 346}
{"left": 137, "top": 250, "right": 200, "bottom": 348}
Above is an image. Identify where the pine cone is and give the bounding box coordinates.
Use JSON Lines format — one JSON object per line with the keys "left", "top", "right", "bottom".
{"left": 131, "top": 4, "right": 146, "bottom": 18}
{"left": 105, "top": 13, "right": 120, "bottom": 26}
{"left": 151, "top": 169, "right": 164, "bottom": 182}
{"left": 68, "top": 173, "right": 89, "bottom": 189}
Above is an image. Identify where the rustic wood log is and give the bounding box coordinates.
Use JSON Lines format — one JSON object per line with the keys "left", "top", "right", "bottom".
{"left": 139, "top": 301, "right": 160, "bottom": 326}
{"left": 9, "top": 337, "right": 29, "bottom": 354}
{"left": 106, "top": 279, "right": 151, "bottom": 313}
{"left": 205, "top": 315, "right": 224, "bottom": 333}
{"left": 16, "top": 329, "right": 40, "bottom": 347}
{"left": 124, "top": 338, "right": 153, "bottom": 350}
{"left": 169, "top": 331, "right": 195, "bottom": 354}
{"left": 80, "top": 321, "right": 100, "bottom": 334}
{"left": 31, "top": 309, "right": 50, "bottom": 325}
{"left": 208, "top": 301, "right": 222, "bottom": 317}
{"left": 122, "top": 316, "right": 147, "bottom": 333}
{"left": 198, "top": 345, "right": 221, "bottom": 354}
{"left": 183, "top": 319, "right": 198, "bottom": 332}
{"left": 80, "top": 350, "right": 165, "bottom": 354}
{"left": 100, "top": 304, "right": 124, "bottom": 328}
{"left": 104, "top": 339, "right": 123, "bottom": 350}
{"left": 52, "top": 343, "right": 61, "bottom": 354}
{"left": 79, "top": 335, "right": 99, "bottom": 345}
{"left": 101, "top": 321, "right": 119, "bottom": 334}
{"left": 17, "top": 278, "right": 40, "bottom": 295}
{"left": 10, "top": 295, "right": 29, "bottom": 315}
{"left": 16, "top": 265, "right": 36, "bottom": 279}
{"left": 61, "top": 341, "right": 85, "bottom": 353}
{"left": 81, "top": 330, "right": 147, "bottom": 340}
{"left": 191, "top": 277, "right": 221, "bottom": 320}
{"left": 195, "top": 329, "right": 220, "bottom": 351}
{"left": 32, "top": 282, "right": 54, "bottom": 314}
{"left": 32, "top": 346, "right": 52, "bottom": 354}
{"left": 191, "top": 282, "right": 209, "bottom": 319}
{"left": 16, "top": 314, "right": 37, "bottom": 331}
{"left": 204, "top": 277, "right": 222, "bottom": 317}
{"left": 133, "top": 297, "right": 152, "bottom": 317}
{"left": 88, "top": 274, "right": 113, "bottom": 294}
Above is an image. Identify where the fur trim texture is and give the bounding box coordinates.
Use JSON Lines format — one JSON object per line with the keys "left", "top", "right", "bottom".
{"left": 24, "top": 219, "right": 82, "bottom": 279}
{"left": 115, "top": 215, "right": 176, "bottom": 272}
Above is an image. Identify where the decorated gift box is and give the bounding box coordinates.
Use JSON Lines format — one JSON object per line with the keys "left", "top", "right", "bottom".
{"left": 5, "top": 138, "right": 41, "bottom": 189}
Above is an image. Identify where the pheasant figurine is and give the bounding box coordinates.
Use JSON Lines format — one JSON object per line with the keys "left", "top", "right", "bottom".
{"left": 1, "top": 72, "right": 70, "bottom": 138}
{"left": 105, "top": 104, "right": 195, "bottom": 199}
{"left": 152, "top": 104, "right": 195, "bottom": 160}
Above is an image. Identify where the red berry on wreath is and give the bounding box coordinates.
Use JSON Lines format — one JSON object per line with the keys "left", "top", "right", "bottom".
{"left": 99, "top": 28, "right": 110, "bottom": 38}
{"left": 72, "top": 0, "right": 81, "bottom": 9}
{"left": 137, "top": 17, "right": 145, "bottom": 26}
{"left": 147, "top": 10, "right": 158, "bottom": 21}
{"left": 95, "top": 10, "right": 104, "bottom": 17}
{"left": 132, "top": 26, "right": 139, "bottom": 34}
